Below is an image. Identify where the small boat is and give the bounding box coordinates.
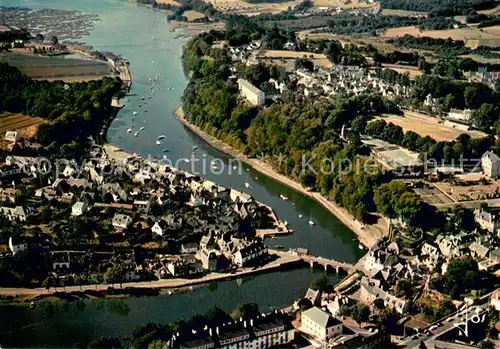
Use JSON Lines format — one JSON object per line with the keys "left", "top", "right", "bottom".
{"left": 359, "top": 244, "right": 364, "bottom": 250}
{"left": 156, "top": 140, "right": 161, "bottom": 145}
{"left": 139, "top": 127, "right": 145, "bottom": 131}
{"left": 30, "top": 301, "right": 36, "bottom": 309}
{"left": 167, "top": 290, "right": 173, "bottom": 295}
{"left": 158, "top": 134, "right": 165, "bottom": 140}
{"left": 308, "top": 220, "right": 315, "bottom": 226}
{"left": 138, "top": 104, "right": 142, "bottom": 108}
{"left": 172, "top": 88, "right": 175, "bottom": 91}
{"left": 245, "top": 182, "right": 250, "bottom": 188}
{"left": 184, "top": 159, "right": 191, "bottom": 163}
{"left": 192, "top": 145, "right": 198, "bottom": 150}
{"left": 274, "top": 245, "right": 284, "bottom": 249}
{"left": 133, "top": 111, "right": 138, "bottom": 116}
{"left": 167, "top": 87, "right": 171, "bottom": 90}
{"left": 189, "top": 286, "right": 194, "bottom": 291}
{"left": 284, "top": 220, "right": 288, "bottom": 226}
{"left": 144, "top": 109, "right": 148, "bottom": 112}
{"left": 299, "top": 214, "right": 303, "bottom": 218}
{"left": 148, "top": 95, "right": 152, "bottom": 99}
{"left": 280, "top": 194, "right": 288, "bottom": 201}
{"left": 152, "top": 60, "right": 155, "bottom": 63}
{"left": 127, "top": 128, "right": 132, "bottom": 133}
{"left": 163, "top": 155, "right": 168, "bottom": 159}
{"left": 134, "top": 132, "right": 139, "bottom": 137}
{"left": 148, "top": 78, "right": 152, "bottom": 82}
{"left": 246, "top": 169, "right": 249, "bottom": 172}
{"left": 141, "top": 96, "right": 145, "bottom": 100}
{"left": 163, "top": 149, "right": 169, "bottom": 152}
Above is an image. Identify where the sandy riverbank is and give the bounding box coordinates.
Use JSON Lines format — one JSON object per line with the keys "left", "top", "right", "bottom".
{"left": 173, "top": 107, "right": 387, "bottom": 248}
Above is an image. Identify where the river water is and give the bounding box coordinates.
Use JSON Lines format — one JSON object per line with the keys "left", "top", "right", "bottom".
{"left": 0, "top": 0, "right": 363, "bottom": 346}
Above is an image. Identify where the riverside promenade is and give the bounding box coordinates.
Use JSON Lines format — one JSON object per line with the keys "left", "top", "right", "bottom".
{"left": 0, "top": 250, "right": 359, "bottom": 298}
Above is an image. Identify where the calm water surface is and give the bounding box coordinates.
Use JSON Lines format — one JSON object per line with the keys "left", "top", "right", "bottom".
{"left": 0, "top": 0, "right": 363, "bottom": 346}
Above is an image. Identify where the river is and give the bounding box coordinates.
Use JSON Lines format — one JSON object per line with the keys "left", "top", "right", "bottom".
{"left": 0, "top": 0, "right": 363, "bottom": 346}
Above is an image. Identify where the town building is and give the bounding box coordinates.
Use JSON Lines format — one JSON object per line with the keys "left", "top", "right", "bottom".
{"left": 152, "top": 221, "right": 168, "bottom": 236}
{"left": 198, "top": 249, "right": 219, "bottom": 271}
{"left": 9, "top": 236, "right": 28, "bottom": 255}
{"left": 482, "top": 151, "right": 500, "bottom": 178}
{"left": 301, "top": 306, "right": 343, "bottom": 341}
{"left": 237, "top": 79, "right": 265, "bottom": 106}
{"left": 447, "top": 109, "right": 472, "bottom": 124}
{"left": 234, "top": 241, "right": 267, "bottom": 267}
{"left": 0, "top": 206, "right": 30, "bottom": 222}
{"left": 475, "top": 207, "right": 500, "bottom": 235}
{"left": 112, "top": 213, "right": 133, "bottom": 231}
{"left": 71, "top": 201, "right": 88, "bottom": 216}
{"left": 4, "top": 131, "right": 20, "bottom": 143}
{"left": 359, "top": 283, "right": 407, "bottom": 314}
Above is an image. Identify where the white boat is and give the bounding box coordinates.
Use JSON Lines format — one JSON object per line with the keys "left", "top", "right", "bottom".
{"left": 280, "top": 194, "right": 288, "bottom": 201}
{"left": 127, "top": 128, "right": 132, "bottom": 133}
{"left": 172, "top": 88, "right": 175, "bottom": 91}
{"left": 163, "top": 149, "right": 169, "bottom": 152}
{"left": 359, "top": 244, "right": 364, "bottom": 250}
{"left": 139, "top": 127, "right": 145, "bottom": 131}
{"left": 284, "top": 220, "right": 288, "bottom": 226}
{"left": 134, "top": 132, "right": 139, "bottom": 137}
{"left": 167, "top": 87, "right": 170, "bottom": 90}
{"left": 144, "top": 109, "right": 148, "bottom": 112}
{"left": 148, "top": 78, "right": 152, "bottom": 82}
{"left": 245, "top": 182, "right": 250, "bottom": 188}
{"left": 184, "top": 159, "right": 191, "bottom": 163}
{"left": 152, "top": 60, "right": 155, "bottom": 63}
{"left": 141, "top": 96, "right": 145, "bottom": 100}
{"left": 148, "top": 95, "right": 152, "bottom": 99}
{"left": 246, "top": 169, "right": 249, "bottom": 172}
{"left": 163, "top": 155, "right": 168, "bottom": 159}
{"left": 299, "top": 214, "right": 303, "bottom": 218}
{"left": 133, "top": 111, "right": 138, "bottom": 116}
{"left": 192, "top": 145, "right": 198, "bottom": 150}
{"left": 156, "top": 140, "right": 161, "bottom": 145}
{"left": 158, "top": 134, "right": 165, "bottom": 140}
{"left": 308, "top": 220, "right": 315, "bottom": 226}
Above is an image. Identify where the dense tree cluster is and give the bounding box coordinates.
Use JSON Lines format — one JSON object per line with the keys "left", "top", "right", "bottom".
{"left": 389, "top": 35, "right": 470, "bottom": 56}
{"left": 325, "top": 14, "right": 458, "bottom": 36}
{"left": 0, "top": 63, "right": 121, "bottom": 159}
{"left": 379, "top": 0, "right": 497, "bottom": 16}
{"left": 430, "top": 258, "right": 485, "bottom": 299}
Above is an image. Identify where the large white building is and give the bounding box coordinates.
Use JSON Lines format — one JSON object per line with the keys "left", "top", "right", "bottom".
{"left": 447, "top": 108, "right": 472, "bottom": 124}
{"left": 482, "top": 151, "right": 500, "bottom": 178}
{"left": 301, "top": 306, "right": 343, "bottom": 341}
{"left": 237, "top": 79, "right": 265, "bottom": 106}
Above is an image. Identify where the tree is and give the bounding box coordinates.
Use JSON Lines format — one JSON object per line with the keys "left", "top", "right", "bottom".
{"left": 374, "top": 298, "right": 385, "bottom": 310}
{"left": 310, "top": 275, "right": 329, "bottom": 292}
{"left": 352, "top": 304, "right": 370, "bottom": 326}
{"left": 234, "top": 302, "right": 259, "bottom": 320}
{"left": 88, "top": 337, "right": 123, "bottom": 349}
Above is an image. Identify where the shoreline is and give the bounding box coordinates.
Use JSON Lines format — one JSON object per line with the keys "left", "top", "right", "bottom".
{"left": 0, "top": 251, "right": 309, "bottom": 300}
{"left": 173, "top": 106, "right": 386, "bottom": 249}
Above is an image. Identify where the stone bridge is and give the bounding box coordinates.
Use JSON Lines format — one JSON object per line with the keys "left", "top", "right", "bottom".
{"left": 268, "top": 249, "right": 358, "bottom": 274}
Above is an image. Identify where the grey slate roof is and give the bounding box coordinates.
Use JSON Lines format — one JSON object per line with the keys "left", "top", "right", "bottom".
{"left": 302, "top": 306, "right": 341, "bottom": 328}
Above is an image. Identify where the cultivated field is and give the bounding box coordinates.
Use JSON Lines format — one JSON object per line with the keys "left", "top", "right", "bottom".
{"left": 434, "top": 177, "right": 500, "bottom": 203}
{"left": 183, "top": 10, "right": 207, "bottom": 21}
{"left": 376, "top": 111, "right": 486, "bottom": 142}
{"left": 381, "top": 9, "right": 428, "bottom": 17}
{"left": 205, "top": 0, "right": 375, "bottom": 16}
{"left": 381, "top": 25, "right": 500, "bottom": 48}
{"left": 255, "top": 50, "right": 332, "bottom": 68}
{"left": 379, "top": 63, "right": 423, "bottom": 78}
{"left": 0, "top": 52, "right": 111, "bottom": 82}
{"left": 0, "top": 112, "right": 44, "bottom": 149}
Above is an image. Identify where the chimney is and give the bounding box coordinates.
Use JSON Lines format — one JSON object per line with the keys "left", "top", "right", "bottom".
{"left": 244, "top": 320, "right": 247, "bottom": 328}
{"left": 216, "top": 326, "right": 219, "bottom": 335}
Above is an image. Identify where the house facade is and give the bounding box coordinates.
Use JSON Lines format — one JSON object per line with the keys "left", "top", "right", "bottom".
{"left": 482, "top": 151, "right": 500, "bottom": 178}
{"left": 301, "top": 306, "right": 343, "bottom": 342}
{"left": 237, "top": 79, "right": 265, "bottom": 106}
